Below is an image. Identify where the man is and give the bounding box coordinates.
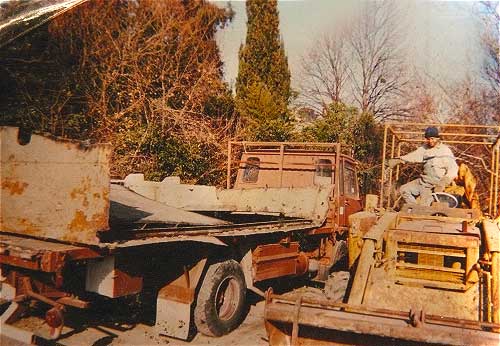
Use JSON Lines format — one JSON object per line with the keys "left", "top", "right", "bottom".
{"left": 387, "top": 126, "right": 458, "bottom": 206}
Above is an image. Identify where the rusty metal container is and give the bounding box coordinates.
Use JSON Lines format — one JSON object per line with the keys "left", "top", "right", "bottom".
{"left": 0, "top": 127, "right": 111, "bottom": 244}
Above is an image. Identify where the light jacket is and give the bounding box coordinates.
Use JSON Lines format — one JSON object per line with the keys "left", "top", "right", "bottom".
{"left": 401, "top": 142, "right": 458, "bottom": 185}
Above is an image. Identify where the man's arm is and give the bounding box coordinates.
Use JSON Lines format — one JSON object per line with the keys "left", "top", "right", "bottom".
{"left": 400, "top": 146, "right": 425, "bottom": 163}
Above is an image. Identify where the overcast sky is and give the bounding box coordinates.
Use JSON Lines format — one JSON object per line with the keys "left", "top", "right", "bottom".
{"left": 213, "top": 0, "right": 489, "bottom": 89}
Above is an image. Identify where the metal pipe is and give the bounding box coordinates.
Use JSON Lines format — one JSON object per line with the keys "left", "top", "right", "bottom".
{"left": 491, "top": 252, "right": 499, "bottom": 331}
{"left": 387, "top": 134, "right": 396, "bottom": 209}
{"left": 487, "top": 271, "right": 492, "bottom": 323}
{"left": 291, "top": 297, "right": 302, "bottom": 346}
{"left": 494, "top": 146, "right": 499, "bottom": 217}
{"left": 393, "top": 131, "right": 497, "bottom": 138}
{"left": 380, "top": 125, "right": 389, "bottom": 208}
{"left": 335, "top": 143, "right": 341, "bottom": 227}
{"left": 480, "top": 269, "right": 484, "bottom": 322}
{"left": 403, "top": 139, "right": 496, "bottom": 145}
{"left": 396, "top": 143, "right": 402, "bottom": 183}
{"left": 490, "top": 149, "right": 495, "bottom": 216}
{"left": 386, "top": 122, "right": 500, "bottom": 129}
{"left": 268, "top": 293, "right": 500, "bottom": 331}
{"left": 279, "top": 144, "right": 284, "bottom": 187}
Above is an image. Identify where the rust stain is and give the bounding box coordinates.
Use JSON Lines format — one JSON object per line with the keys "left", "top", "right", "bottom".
{"left": 70, "top": 177, "right": 92, "bottom": 207}
{"left": 102, "top": 188, "right": 109, "bottom": 201}
{"left": 65, "top": 210, "right": 108, "bottom": 243}
{"left": 91, "top": 212, "right": 108, "bottom": 230}
{"left": 69, "top": 210, "right": 90, "bottom": 232}
{"left": 2, "top": 217, "right": 42, "bottom": 236}
{"left": 1, "top": 178, "right": 28, "bottom": 195}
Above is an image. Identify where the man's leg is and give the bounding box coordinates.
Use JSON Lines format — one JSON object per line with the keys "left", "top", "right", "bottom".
{"left": 418, "top": 184, "right": 434, "bottom": 206}
{"left": 400, "top": 179, "right": 421, "bottom": 204}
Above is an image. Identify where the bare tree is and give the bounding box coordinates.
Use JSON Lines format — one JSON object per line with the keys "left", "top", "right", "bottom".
{"left": 299, "top": 33, "right": 348, "bottom": 114}
{"left": 347, "top": 1, "right": 408, "bottom": 120}
{"left": 480, "top": 1, "right": 500, "bottom": 93}
{"left": 298, "top": 1, "right": 409, "bottom": 121}
{"left": 477, "top": 2, "right": 500, "bottom": 126}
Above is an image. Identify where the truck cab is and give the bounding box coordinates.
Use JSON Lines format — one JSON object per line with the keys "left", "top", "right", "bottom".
{"left": 229, "top": 141, "right": 362, "bottom": 230}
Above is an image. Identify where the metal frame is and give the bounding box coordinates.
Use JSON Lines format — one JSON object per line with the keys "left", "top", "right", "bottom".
{"left": 380, "top": 123, "right": 500, "bottom": 216}
{"left": 265, "top": 289, "right": 500, "bottom": 346}
{"left": 227, "top": 141, "right": 354, "bottom": 189}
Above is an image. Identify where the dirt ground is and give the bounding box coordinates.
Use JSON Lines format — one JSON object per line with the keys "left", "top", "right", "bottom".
{"left": 11, "top": 301, "right": 269, "bottom": 346}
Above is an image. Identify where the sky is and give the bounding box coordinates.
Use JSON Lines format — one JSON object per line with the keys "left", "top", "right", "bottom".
{"left": 212, "top": 0, "right": 490, "bottom": 89}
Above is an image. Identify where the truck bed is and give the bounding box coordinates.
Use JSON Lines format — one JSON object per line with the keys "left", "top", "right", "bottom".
{"left": 0, "top": 182, "right": 320, "bottom": 264}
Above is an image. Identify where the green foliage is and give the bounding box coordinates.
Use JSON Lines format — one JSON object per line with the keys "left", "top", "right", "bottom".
{"left": 236, "top": 0, "right": 293, "bottom": 141}
{"left": 300, "top": 103, "right": 358, "bottom": 143}
{"left": 236, "top": 81, "right": 293, "bottom": 141}
{"left": 144, "top": 127, "right": 226, "bottom": 185}
{"left": 299, "top": 102, "right": 383, "bottom": 194}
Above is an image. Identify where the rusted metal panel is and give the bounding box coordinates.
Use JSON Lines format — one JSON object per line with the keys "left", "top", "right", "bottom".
{"left": 235, "top": 151, "right": 335, "bottom": 189}
{"left": 363, "top": 260, "right": 480, "bottom": 321}
{"left": 348, "top": 212, "right": 397, "bottom": 305}
{"left": 400, "top": 203, "right": 482, "bottom": 219}
{"left": 0, "top": 234, "right": 101, "bottom": 272}
{"left": 347, "top": 211, "right": 377, "bottom": 268}
{"left": 155, "top": 258, "right": 207, "bottom": 340}
{"left": 388, "top": 228, "right": 480, "bottom": 248}
{"left": 0, "top": 255, "right": 39, "bottom": 271}
{"left": 109, "top": 183, "right": 227, "bottom": 226}
{"left": 123, "top": 174, "right": 222, "bottom": 211}
{"left": 218, "top": 185, "right": 333, "bottom": 226}
{"left": 265, "top": 299, "right": 500, "bottom": 346}
{"left": 85, "top": 256, "right": 143, "bottom": 298}
{"left": 252, "top": 243, "right": 303, "bottom": 282}
{"left": 483, "top": 219, "right": 500, "bottom": 253}
{"left": 123, "top": 173, "right": 333, "bottom": 226}
{"left": 385, "top": 227, "right": 479, "bottom": 290}
{"left": 492, "top": 252, "right": 500, "bottom": 330}
{"left": 1, "top": 127, "right": 111, "bottom": 244}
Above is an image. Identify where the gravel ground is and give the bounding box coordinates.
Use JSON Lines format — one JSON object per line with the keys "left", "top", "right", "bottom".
{"left": 11, "top": 301, "right": 269, "bottom": 346}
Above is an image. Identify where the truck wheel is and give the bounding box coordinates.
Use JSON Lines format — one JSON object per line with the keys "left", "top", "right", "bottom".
{"left": 194, "top": 260, "right": 246, "bottom": 337}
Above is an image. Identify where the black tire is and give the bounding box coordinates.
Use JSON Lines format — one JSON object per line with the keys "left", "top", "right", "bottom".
{"left": 194, "top": 260, "right": 247, "bottom": 337}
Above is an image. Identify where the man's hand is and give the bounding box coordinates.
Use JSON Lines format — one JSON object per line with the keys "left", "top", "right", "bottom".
{"left": 434, "top": 177, "right": 452, "bottom": 193}
{"left": 387, "top": 158, "right": 403, "bottom": 169}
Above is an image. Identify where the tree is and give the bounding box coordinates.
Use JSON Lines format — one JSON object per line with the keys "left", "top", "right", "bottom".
{"left": 480, "top": 2, "right": 500, "bottom": 93}
{"left": 299, "top": 102, "right": 383, "bottom": 194}
{"left": 0, "top": 0, "right": 235, "bottom": 185}
{"left": 299, "top": 33, "right": 348, "bottom": 114}
{"left": 299, "top": 1, "right": 409, "bottom": 121}
{"left": 235, "top": 0, "right": 293, "bottom": 141}
{"left": 477, "top": 1, "right": 500, "bottom": 125}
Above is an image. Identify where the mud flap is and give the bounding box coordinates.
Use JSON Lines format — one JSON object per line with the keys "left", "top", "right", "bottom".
{"left": 154, "top": 258, "right": 207, "bottom": 340}
{"left": 155, "top": 293, "right": 192, "bottom": 340}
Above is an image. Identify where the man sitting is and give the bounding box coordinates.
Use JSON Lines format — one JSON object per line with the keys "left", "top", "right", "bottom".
{"left": 388, "top": 126, "right": 458, "bottom": 206}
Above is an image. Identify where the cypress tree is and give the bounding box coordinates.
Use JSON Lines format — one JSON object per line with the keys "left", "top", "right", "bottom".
{"left": 235, "top": 0, "right": 293, "bottom": 141}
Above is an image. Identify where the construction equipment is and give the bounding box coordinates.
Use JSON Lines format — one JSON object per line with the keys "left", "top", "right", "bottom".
{"left": 264, "top": 123, "right": 500, "bottom": 346}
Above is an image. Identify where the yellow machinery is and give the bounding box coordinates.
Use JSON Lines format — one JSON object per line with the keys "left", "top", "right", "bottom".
{"left": 264, "top": 123, "right": 500, "bottom": 346}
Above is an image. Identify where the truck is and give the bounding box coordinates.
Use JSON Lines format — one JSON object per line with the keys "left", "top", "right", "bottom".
{"left": 263, "top": 122, "right": 500, "bottom": 346}
{"left": 0, "top": 126, "right": 363, "bottom": 344}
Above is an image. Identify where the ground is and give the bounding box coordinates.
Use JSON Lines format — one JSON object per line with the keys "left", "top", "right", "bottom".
{"left": 10, "top": 301, "right": 269, "bottom": 346}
